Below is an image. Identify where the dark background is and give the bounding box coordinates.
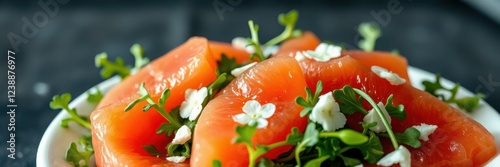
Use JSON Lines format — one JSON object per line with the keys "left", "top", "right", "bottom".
{"left": 1, "top": 0, "right": 500, "bottom": 166}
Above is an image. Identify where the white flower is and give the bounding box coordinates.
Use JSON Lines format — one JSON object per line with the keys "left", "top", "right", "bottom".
{"left": 232, "top": 37, "right": 256, "bottom": 54}
{"left": 363, "top": 102, "right": 391, "bottom": 133}
{"left": 231, "top": 62, "right": 257, "bottom": 77}
{"left": 166, "top": 156, "right": 186, "bottom": 163}
{"left": 171, "top": 125, "right": 192, "bottom": 144}
{"left": 412, "top": 123, "right": 438, "bottom": 141}
{"left": 232, "top": 100, "right": 276, "bottom": 129}
{"left": 371, "top": 66, "right": 406, "bottom": 85}
{"left": 377, "top": 145, "right": 411, "bottom": 167}
{"left": 294, "top": 51, "right": 306, "bottom": 61}
{"left": 301, "top": 43, "right": 342, "bottom": 62}
{"left": 263, "top": 45, "right": 279, "bottom": 57}
{"left": 309, "top": 92, "right": 347, "bottom": 131}
{"left": 180, "top": 87, "right": 207, "bottom": 121}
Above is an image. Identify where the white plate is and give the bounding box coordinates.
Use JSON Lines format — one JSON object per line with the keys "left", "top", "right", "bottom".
{"left": 37, "top": 67, "right": 500, "bottom": 167}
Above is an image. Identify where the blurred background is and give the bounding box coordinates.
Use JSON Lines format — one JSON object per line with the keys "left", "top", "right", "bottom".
{"left": 1, "top": 0, "right": 500, "bottom": 166}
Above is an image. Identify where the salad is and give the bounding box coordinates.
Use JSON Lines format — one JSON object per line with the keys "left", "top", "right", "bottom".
{"left": 48, "top": 10, "right": 496, "bottom": 167}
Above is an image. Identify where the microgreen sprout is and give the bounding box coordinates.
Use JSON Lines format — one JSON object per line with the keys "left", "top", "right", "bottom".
{"left": 86, "top": 87, "right": 103, "bottom": 105}
{"left": 95, "top": 43, "right": 149, "bottom": 79}
{"left": 65, "top": 135, "right": 94, "bottom": 167}
{"left": 358, "top": 22, "right": 381, "bottom": 52}
{"left": 422, "top": 74, "right": 484, "bottom": 112}
{"left": 49, "top": 93, "right": 91, "bottom": 129}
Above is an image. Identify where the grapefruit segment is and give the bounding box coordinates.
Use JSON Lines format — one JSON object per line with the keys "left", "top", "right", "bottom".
{"left": 298, "top": 56, "right": 497, "bottom": 166}
{"left": 191, "top": 57, "right": 309, "bottom": 166}
{"left": 274, "top": 31, "right": 321, "bottom": 58}
{"left": 91, "top": 37, "right": 217, "bottom": 166}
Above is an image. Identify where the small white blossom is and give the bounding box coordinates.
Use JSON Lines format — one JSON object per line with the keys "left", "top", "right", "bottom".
{"left": 231, "top": 62, "right": 257, "bottom": 77}
{"left": 371, "top": 66, "right": 406, "bottom": 85}
{"left": 413, "top": 123, "right": 438, "bottom": 141}
{"left": 180, "top": 87, "right": 208, "bottom": 121}
{"left": 166, "top": 156, "right": 186, "bottom": 163}
{"left": 309, "top": 92, "right": 347, "bottom": 131}
{"left": 263, "top": 45, "right": 279, "bottom": 57}
{"left": 377, "top": 145, "right": 411, "bottom": 167}
{"left": 233, "top": 100, "right": 275, "bottom": 129}
{"left": 363, "top": 102, "right": 391, "bottom": 133}
{"left": 232, "top": 37, "right": 256, "bottom": 54}
{"left": 294, "top": 51, "right": 306, "bottom": 61}
{"left": 301, "top": 43, "right": 342, "bottom": 62}
{"left": 171, "top": 125, "right": 191, "bottom": 144}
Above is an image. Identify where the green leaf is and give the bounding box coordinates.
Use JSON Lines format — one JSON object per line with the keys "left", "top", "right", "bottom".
{"left": 316, "top": 137, "right": 341, "bottom": 158}
{"left": 86, "top": 87, "right": 103, "bottom": 105}
{"left": 95, "top": 52, "right": 131, "bottom": 79}
{"left": 358, "top": 22, "right": 381, "bottom": 52}
{"left": 157, "top": 122, "right": 180, "bottom": 137}
{"left": 49, "top": 93, "right": 72, "bottom": 110}
{"left": 352, "top": 131, "right": 384, "bottom": 164}
{"left": 233, "top": 125, "right": 257, "bottom": 145}
{"left": 360, "top": 121, "right": 377, "bottom": 134}
{"left": 212, "top": 159, "right": 222, "bottom": 167}
{"left": 264, "top": 10, "right": 301, "bottom": 47}
{"left": 454, "top": 94, "right": 484, "bottom": 112}
{"left": 303, "top": 123, "right": 319, "bottom": 146}
{"left": 167, "top": 143, "right": 191, "bottom": 158}
{"left": 340, "top": 155, "right": 362, "bottom": 167}
{"left": 217, "top": 54, "right": 241, "bottom": 75}
{"left": 284, "top": 127, "right": 303, "bottom": 145}
{"left": 384, "top": 94, "right": 406, "bottom": 120}
{"left": 422, "top": 74, "right": 483, "bottom": 112}
{"left": 159, "top": 89, "right": 171, "bottom": 106}
{"left": 334, "top": 129, "right": 369, "bottom": 145}
{"left": 143, "top": 145, "right": 162, "bottom": 156}
{"left": 304, "top": 156, "right": 329, "bottom": 167}
{"left": 65, "top": 137, "right": 94, "bottom": 167}
{"left": 130, "top": 43, "right": 149, "bottom": 71}
{"left": 380, "top": 127, "right": 421, "bottom": 148}
{"left": 333, "top": 85, "right": 366, "bottom": 115}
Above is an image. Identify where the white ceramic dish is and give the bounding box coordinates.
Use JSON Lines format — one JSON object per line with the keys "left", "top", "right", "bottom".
{"left": 37, "top": 67, "right": 500, "bottom": 167}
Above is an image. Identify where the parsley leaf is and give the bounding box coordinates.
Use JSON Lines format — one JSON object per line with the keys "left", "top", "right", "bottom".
{"left": 295, "top": 123, "right": 319, "bottom": 166}
{"left": 50, "top": 93, "right": 91, "bottom": 129}
{"left": 422, "top": 74, "right": 483, "bottom": 112}
{"left": 358, "top": 22, "right": 381, "bottom": 52}
{"left": 217, "top": 54, "right": 241, "bottom": 75}
{"left": 212, "top": 159, "right": 222, "bottom": 167}
{"left": 65, "top": 136, "right": 94, "bottom": 167}
{"left": 333, "top": 85, "right": 367, "bottom": 115}
{"left": 233, "top": 125, "right": 257, "bottom": 145}
{"left": 86, "top": 87, "right": 103, "bottom": 105}
{"left": 384, "top": 94, "right": 406, "bottom": 120}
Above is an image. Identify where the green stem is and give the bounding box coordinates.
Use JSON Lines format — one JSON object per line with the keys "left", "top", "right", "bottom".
{"left": 246, "top": 144, "right": 257, "bottom": 167}
{"left": 153, "top": 105, "right": 182, "bottom": 128}
{"left": 263, "top": 26, "right": 293, "bottom": 47}
{"left": 64, "top": 107, "right": 91, "bottom": 129}
{"left": 248, "top": 20, "right": 265, "bottom": 62}
{"left": 353, "top": 88, "right": 399, "bottom": 150}
{"left": 294, "top": 139, "right": 310, "bottom": 166}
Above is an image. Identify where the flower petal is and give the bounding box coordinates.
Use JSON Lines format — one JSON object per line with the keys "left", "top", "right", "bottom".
{"left": 242, "top": 100, "right": 261, "bottom": 114}
{"left": 188, "top": 104, "right": 203, "bottom": 121}
{"left": 256, "top": 118, "right": 269, "bottom": 129}
{"left": 259, "top": 103, "right": 276, "bottom": 118}
{"left": 371, "top": 66, "right": 406, "bottom": 85}
{"left": 231, "top": 62, "right": 257, "bottom": 77}
{"left": 179, "top": 101, "right": 192, "bottom": 119}
{"left": 196, "top": 87, "right": 208, "bottom": 103}
{"left": 233, "top": 113, "right": 250, "bottom": 125}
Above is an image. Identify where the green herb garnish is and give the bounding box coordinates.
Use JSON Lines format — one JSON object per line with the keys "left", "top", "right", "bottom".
{"left": 358, "top": 22, "right": 381, "bottom": 52}
{"left": 86, "top": 87, "right": 103, "bottom": 105}
{"left": 66, "top": 136, "right": 94, "bottom": 167}
{"left": 95, "top": 43, "right": 149, "bottom": 79}
{"left": 49, "top": 93, "right": 91, "bottom": 129}
{"left": 422, "top": 74, "right": 484, "bottom": 112}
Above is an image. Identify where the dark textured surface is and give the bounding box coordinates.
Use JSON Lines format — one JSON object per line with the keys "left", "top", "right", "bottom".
{"left": 1, "top": 1, "right": 500, "bottom": 166}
